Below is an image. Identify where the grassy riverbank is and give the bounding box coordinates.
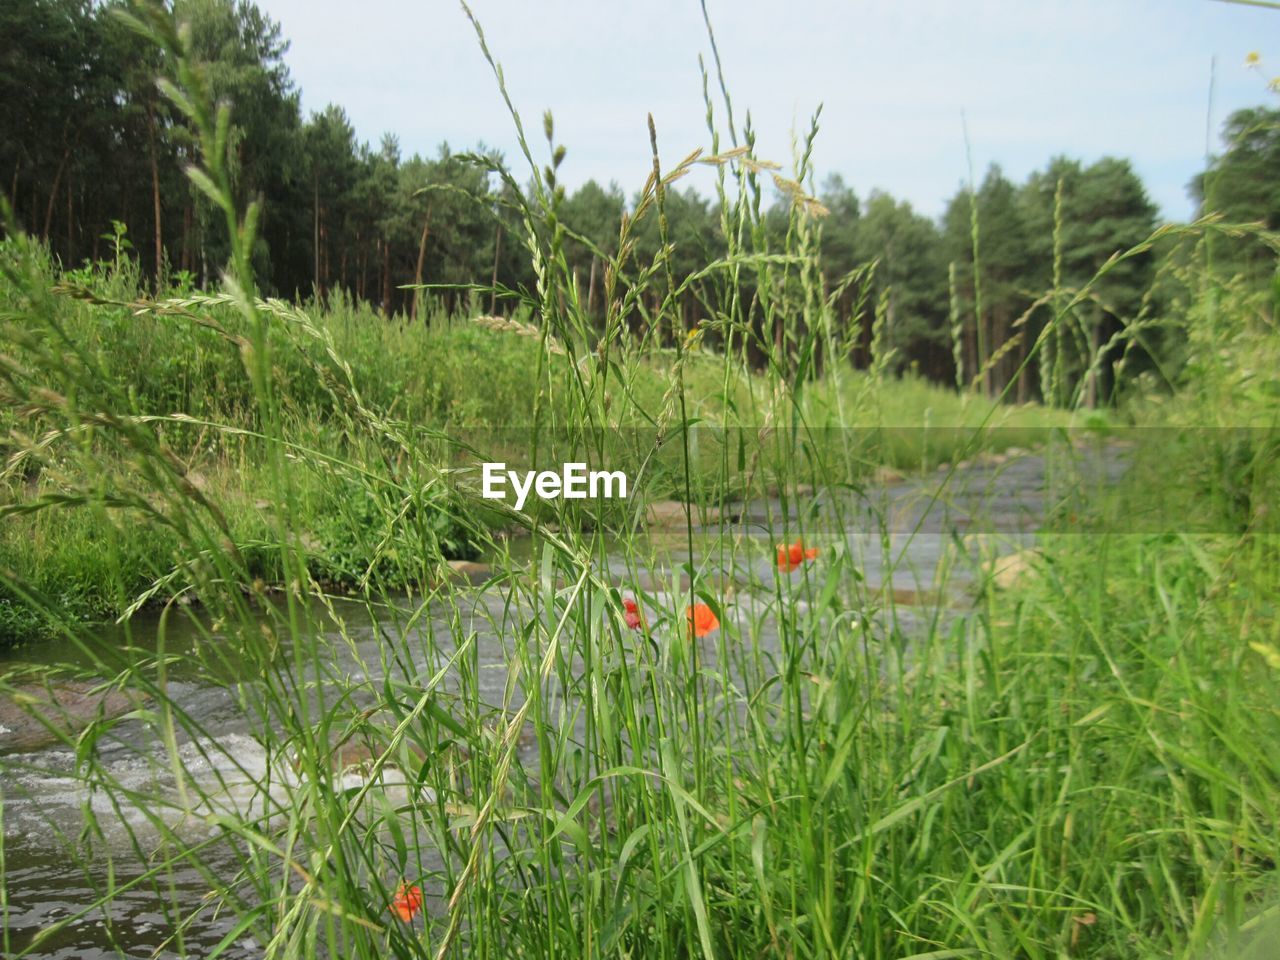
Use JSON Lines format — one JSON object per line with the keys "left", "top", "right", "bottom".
{"left": 0, "top": 245, "right": 1069, "bottom": 645}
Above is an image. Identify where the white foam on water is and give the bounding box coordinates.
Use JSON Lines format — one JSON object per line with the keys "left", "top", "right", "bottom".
{"left": 2, "top": 732, "right": 436, "bottom": 850}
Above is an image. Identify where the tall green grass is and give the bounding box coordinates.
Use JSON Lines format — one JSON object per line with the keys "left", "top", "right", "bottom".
{"left": 0, "top": 3, "right": 1276, "bottom": 960}
{"left": 0, "top": 212, "right": 1066, "bottom": 644}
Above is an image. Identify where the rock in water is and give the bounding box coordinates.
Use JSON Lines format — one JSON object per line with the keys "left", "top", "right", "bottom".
{"left": 0, "top": 679, "right": 142, "bottom": 754}
{"left": 983, "top": 548, "right": 1040, "bottom": 590}
{"left": 446, "top": 560, "right": 493, "bottom": 584}
{"left": 645, "top": 500, "right": 720, "bottom": 527}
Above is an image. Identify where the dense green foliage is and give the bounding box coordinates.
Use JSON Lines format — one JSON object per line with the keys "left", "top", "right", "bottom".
{"left": 5, "top": 0, "right": 1276, "bottom": 403}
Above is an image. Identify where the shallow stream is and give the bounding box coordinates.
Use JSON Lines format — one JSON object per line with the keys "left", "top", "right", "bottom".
{"left": 0, "top": 443, "right": 1125, "bottom": 958}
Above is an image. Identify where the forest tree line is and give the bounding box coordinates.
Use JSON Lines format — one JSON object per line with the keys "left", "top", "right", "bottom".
{"left": 4, "top": 0, "right": 1278, "bottom": 401}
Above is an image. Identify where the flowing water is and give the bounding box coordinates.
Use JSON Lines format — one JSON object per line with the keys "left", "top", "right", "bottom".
{"left": 0, "top": 443, "right": 1126, "bottom": 958}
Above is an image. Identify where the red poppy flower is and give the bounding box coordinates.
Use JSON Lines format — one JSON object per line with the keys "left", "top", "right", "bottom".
{"left": 776, "top": 539, "right": 819, "bottom": 573}
{"left": 390, "top": 882, "right": 423, "bottom": 921}
{"left": 622, "top": 597, "right": 645, "bottom": 630}
{"left": 687, "top": 602, "right": 719, "bottom": 638}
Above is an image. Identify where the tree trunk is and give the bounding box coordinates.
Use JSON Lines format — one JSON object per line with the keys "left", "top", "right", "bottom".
{"left": 66, "top": 170, "right": 74, "bottom": 261}
{"left": 148, "top": 102, "right": 163, "bottom": 281}
{"left": 411, "top": 204, "right": 432, "bottom": 322}
{"left": 43, "top": 145, "right": 71, "bottom": 242}
{"left": 356, "top": 228, "right": 365, "bottom": 300}
{"left": 313, "top": 174, "right": 320, "bottom": 299}
{"left": 382, "top": 237, "right": 392, "bottom": 315}
{"left": 1016, "top": 331, "right": 1030, "bottom": 404}
{"left": 321, "top": 218, "right": 330, "bottom": 299}
{"left": 991, "top": 307, "right": 1005, "bottom": 395}
{"left": 182, "top": 202, "right": 193, "bottom": 274}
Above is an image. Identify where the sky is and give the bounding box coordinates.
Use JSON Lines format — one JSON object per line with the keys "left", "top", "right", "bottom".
{"left": 251, "top": 0, "right": 1278, "bottom": 223}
